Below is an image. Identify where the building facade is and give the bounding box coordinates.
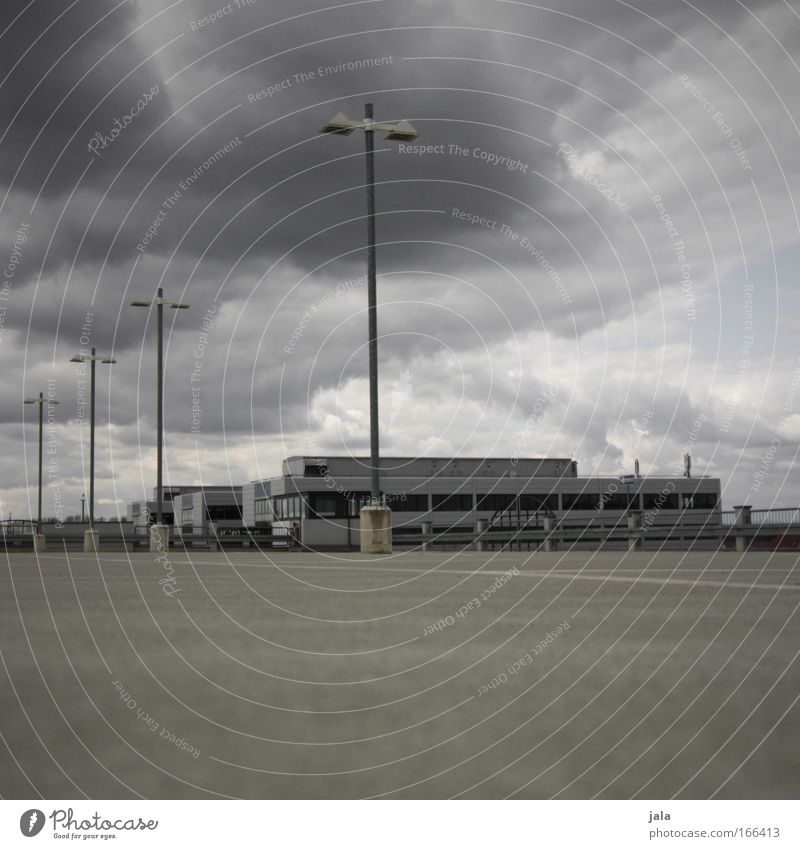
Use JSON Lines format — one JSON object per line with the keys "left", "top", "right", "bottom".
{"left": 242, "top": 456, "right": 721, "bottom": 549}
{"left": 127, "top": 486, "right": 182, "bottom": 533}
{"left": 173, "top": 486, "right": 243, "bottom": 537}
{"left": 128, "top": 486, "right": 243, "bottom": 537}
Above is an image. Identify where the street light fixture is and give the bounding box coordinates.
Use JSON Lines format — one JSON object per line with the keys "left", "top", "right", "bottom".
{"left": 320, "top": 104, "right": 418, "bottom": 554}
{"left": 130, "top": 287, "right": 190, "bottom": 552}
{"left": 320, "top": 112, "right": 419, "bottom": 142}
{"left": 70, "top": 347, "right": 115, "bottom": 551}
{"left": 23, "top": 391, "right": 59, "bottom": 552}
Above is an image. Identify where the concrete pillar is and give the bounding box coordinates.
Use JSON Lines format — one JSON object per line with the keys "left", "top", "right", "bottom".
{"left": 627, "top": 511, "right": 641, "bottom": 551}
{"left": 475, "top": 518, "right": 487, "bottom": 552}
{"left": 733, "top": 505, "right": 751, "bottom": 553}
{"left": 33, "top": 534, "right": 46, "bottom": 553}
{"left": 421, "top": 521, "right": 433, "bottom": 552}
{"left": 733, "top": 505, "right": 752, "bottom": 525}
{"left": 543, "top": 516, "right": 555, "bottom": 553}
{"left": 83, "top": 529, "right": 99, "bottom": 553}
{"left": 150, "top": 523, "right": 169, "bottom": 553}
{"left": 360, "top": 506, "right": 392, "bottom": 554}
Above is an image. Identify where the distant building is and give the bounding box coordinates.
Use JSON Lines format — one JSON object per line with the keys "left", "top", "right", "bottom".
{"left": 128, "top": 486, "right": 243, "bottom": 536}
{"left": 242, "top": 456, "right": 721, "bottom": 549}
{"left": 173, "top": 486, "right": 243, "bottom": 537}
{"left": 127, "top": 486, "right": 181, "bottom": 532}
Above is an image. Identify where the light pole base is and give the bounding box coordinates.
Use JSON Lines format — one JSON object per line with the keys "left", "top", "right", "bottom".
{"left": 150, "top": 524, "right": 170, "bottom": 553}
{"left": 83, "top": 530, "right": 100, "bottom": 552}
{"left": 33, "top": 533, "right": 46, "bottom": 552}
{"left": 360, "top": 506, "right": 392, "bottom": 554}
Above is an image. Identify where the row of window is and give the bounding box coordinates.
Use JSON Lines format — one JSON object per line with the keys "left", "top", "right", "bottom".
{"left": 206, "top": 505, "right": 243, "bottom": 520}
{"left": 473, "top": 493, "right": 560, "bottom": 512}
{"left": 565, "top": 492, "right": 718, "bottom": 510}
{"left": 273, "top": 495, "right": 304, "bottom": 521}
{"left": 255, "top": 490, "right": 719, "bottom": 520}
{"left": 182, "top": 505, "right": 243, "bottom": 519}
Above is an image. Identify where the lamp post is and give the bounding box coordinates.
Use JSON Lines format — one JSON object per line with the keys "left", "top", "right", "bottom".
{"left": 23, "top": 391, "right": 59, "bottom": 552}
{"left": 320, "top": 104, "right": 418, "bottom": 553}
{"left": 81, "top": 493, "right": 86, "bottom": 522}
{"left": 130, "top": 288, "right": 190, "bottom": 552}
{"left": 70, "top": 347, "right": 115, "bottom": 551}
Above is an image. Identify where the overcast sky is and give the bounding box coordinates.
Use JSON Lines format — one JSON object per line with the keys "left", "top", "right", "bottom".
{"left": 2, "top": 0, "right": 800, "bottom": 519}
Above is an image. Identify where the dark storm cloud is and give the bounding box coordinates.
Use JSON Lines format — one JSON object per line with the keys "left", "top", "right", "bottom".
{"left": 0, "top": 0, "right": 173, "bottom": 198}
{"left": 0, "top": 0, "right": 696, "bottom": 278}
{"left": 0, "top": 0, "right": 776, "bottom": 308}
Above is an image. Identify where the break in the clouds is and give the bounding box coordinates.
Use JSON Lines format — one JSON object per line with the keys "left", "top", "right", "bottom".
{"left": 1, "top": 0, "right": 799, "bottom": 518}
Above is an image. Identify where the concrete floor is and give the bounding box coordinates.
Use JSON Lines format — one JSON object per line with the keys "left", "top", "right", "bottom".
{"left": 1, "top": 547, "right": 798, "bottom": 799}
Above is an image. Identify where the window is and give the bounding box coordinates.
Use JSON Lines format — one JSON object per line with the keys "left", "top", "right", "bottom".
{"left": 682, "top": 492, "right": 718, "bottom": 509}
{"left": 643, "top": 491, "right": 679, "bottom": 510}
{"left": 254, "top": 497, "right": 272, "bottom": 528}
{"left": 432, "top": 493, "right": 473, "bottom": 512}
{"left": 476, "top": 493, "right": 514, "bottom": 512}
{"left": 519, "top": 493, "right": 559, "bottom": 511}
{"left": 342, "top": 493, "right": 428, "bottom": 515}
{"left": 206, "top": 505, "right": 243, "bottom": 521}
{"left": 390, "top": 494, "right": 429, "bottom": 512}
{"left": 345, "top": 492, "right": 372, "bottom": 516}
{"left": 255, "top": 499, "right": 272, "bottom": 521}
{"left": 304, "top": 464, "right": 328, "bottom": 477}
{"left": 273, "top": 495, "right": 306, "bottom": 520}
{"left": 600, "top": 493, "right": 637, "bottom": 511}
{"left": 562, "top": 493, "right": 600, "bottom": 511}
{"left": 308, "top": 494, "right": 338, "bottom": 518}
{"left": 148, "top": 510, "right": 174, "bottom": 525}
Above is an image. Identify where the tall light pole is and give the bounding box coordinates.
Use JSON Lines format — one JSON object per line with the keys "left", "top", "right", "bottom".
{"left": 130, "top": 288, "right": 189, "bottom": 552}
{"left": 23, "top": 391, "right": 59, "bottom": 552}
{"left": 70, "top": 347, "right": 115, "bottom": 551}
{"left": 320, "top": 104, "right": 418, "bottom": 553}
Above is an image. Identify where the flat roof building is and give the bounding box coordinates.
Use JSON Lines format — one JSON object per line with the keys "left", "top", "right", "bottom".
{"left": 242, "top": 456, "right": 721, "bottom": 550}
{"left": 128, "top": 485, "right": 243, "bottom": 537}
{"left": 173, "top": 486, "right": 243, "bottom": 537}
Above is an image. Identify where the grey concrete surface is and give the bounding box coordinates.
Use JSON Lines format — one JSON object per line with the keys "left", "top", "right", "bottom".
{"left": 1, "top": 548, "right": 798, "bottom": 799}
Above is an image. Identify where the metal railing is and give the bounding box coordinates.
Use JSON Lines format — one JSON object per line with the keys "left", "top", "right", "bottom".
{"left": 6, "top": 508, "right": 800, "bottom": 554}
{"left": 1, "top": 524, "right": 290, "bottom": 551}
{"left": 750, "top": 507, "right": 800, "bottom": 526}
{"left": 0, "top": 519, "right": 37, "bottom": 537}
{"left": 396, "top": 507, "right": 800, "bottom": 553}
{"left": 174, "top": 527, "right": 291, "bottom": 551}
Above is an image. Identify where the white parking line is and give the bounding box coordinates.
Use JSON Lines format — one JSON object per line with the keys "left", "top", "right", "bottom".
{"left": 12, "top": 555, "right": 799, "bottom": 592}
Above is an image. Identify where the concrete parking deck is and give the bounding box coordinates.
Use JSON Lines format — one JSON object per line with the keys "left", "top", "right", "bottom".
{"left": 1, "top": 548, "right": 798, "bottom": 799}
